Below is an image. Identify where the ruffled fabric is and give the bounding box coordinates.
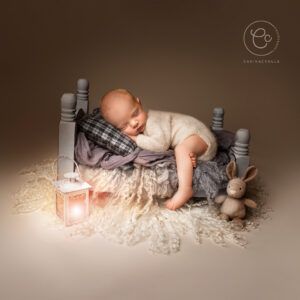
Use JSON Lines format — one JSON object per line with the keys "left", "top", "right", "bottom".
{"left": 11, "top": 159, "right": 272, "bottom": 255}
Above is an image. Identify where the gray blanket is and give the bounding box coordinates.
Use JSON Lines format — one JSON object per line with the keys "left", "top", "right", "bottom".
{"left": 75, "top": 132, "right": 175, "bottom": 170}
{"left": 75, "top": 130, "right": 235, "bottom": 199}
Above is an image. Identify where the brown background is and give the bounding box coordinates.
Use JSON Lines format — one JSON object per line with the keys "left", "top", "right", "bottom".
{"left": 1, "top": 0, "right": 299, "bottom": 168}
{"left": 0, "top": 1, "right": 299, "bottom": 299}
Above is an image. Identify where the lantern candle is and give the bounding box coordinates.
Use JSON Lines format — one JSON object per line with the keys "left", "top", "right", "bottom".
{"left": 53, "top": 172, "right": 91, "bottom": 226}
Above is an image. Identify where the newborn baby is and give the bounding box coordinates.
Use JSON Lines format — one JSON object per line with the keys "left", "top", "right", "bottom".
{"left": 99, "top": 88, "right": 218, "bottom": 210}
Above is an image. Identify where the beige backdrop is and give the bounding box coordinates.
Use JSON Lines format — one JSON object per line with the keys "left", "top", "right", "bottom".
{"left": 0, "top": 1, "right": 299, "bottom": 299}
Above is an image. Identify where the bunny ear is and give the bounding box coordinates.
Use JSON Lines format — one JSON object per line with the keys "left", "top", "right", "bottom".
{"left": 226, "top": 160, "right": 237, "bottom": 179}
{"left": 241, "top": 166, "right": 258, "bottom": 183}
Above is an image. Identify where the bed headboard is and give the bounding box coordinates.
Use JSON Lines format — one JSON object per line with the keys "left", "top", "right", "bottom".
{"left": 57, "top": 79, "right": 250, "bottom": 182}
{"left": 57, "top": 79, "right": 89, "bottom": 179}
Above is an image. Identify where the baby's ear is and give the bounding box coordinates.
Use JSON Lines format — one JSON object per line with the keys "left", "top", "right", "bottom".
{"left": 136, "top": 97, "right": 141, "bottom": 104}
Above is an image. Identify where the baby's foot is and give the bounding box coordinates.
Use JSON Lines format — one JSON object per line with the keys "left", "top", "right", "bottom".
{"left": 165, "top": 187, "right": 194, "bottom": 210}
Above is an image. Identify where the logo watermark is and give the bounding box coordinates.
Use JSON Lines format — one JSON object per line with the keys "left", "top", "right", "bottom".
{"left": 243, "top": 20, "right": 280, "bottom": 63}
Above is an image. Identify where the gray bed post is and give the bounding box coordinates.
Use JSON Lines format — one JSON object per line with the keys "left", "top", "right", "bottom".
{"left": 57, "top": 93, "right": 77, "bottom": 180}
{"left": 76, "top": 78, "right": 89, "bottom": 116}
{"left": 231, "top": 128, "right": 250, "bottom": 177}
{"left": 211, "top": 107, "right": 224, "bottom": 131}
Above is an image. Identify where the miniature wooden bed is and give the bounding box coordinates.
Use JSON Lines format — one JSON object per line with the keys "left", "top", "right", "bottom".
{"left": 57, "top": 78, "right": 251, "bottom": 199}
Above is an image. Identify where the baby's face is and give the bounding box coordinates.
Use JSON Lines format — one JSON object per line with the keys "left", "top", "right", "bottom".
{"left": 103, "top": 95, "right": 148, "bottom": 136}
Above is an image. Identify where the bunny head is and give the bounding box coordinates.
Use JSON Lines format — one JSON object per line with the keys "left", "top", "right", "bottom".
{"left": 226, "top": 160, "right": 258, "bottom": 199}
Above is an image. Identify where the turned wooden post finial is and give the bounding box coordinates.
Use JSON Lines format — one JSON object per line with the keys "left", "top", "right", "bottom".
{"left": 232, "top": 128, "right": 250, "bottom": 156}
{"left": 61, "top": 93, "right": 76, "bottom": 122}
{"left": 77, "top": 78, "right": 89, "bottom": 101}
{"left": 211, "top": 107, "right": 224, "bottom": 131}
{"left": 76, "top": 78, "right": 89, "bottom": 116}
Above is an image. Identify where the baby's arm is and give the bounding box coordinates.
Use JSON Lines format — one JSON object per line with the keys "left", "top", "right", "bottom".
{"left": 129, "top": 133, "right": 196, "bottom": 166}
{"left": 126, "top": 132, "right": 169, "bottom": 151}
{"left": 136, "top": 133, "right": 170, "bottom": 152}
{"left": 135, "top": 113, "right": 172, "bottom": 152}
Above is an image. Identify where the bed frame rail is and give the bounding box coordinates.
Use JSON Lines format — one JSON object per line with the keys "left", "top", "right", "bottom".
{"left": 57, "top": 79, "right": 251, "bottom": 198}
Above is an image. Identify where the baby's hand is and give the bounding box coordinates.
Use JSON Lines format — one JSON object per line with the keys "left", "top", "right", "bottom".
{"left": 127, "top": 134, "right": 137, "bottom": 142}
{"left": 189, "top": 152, "right": 197, "bottom": 168}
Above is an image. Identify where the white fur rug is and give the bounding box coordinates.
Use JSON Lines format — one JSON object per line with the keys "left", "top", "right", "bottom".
{"left": 11, "top": 159, "right": 271, "bottom": 255}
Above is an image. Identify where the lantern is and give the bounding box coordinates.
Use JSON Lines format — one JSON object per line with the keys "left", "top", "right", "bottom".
{"left": 53, "top": 171, "right": 91, "bottom": 226}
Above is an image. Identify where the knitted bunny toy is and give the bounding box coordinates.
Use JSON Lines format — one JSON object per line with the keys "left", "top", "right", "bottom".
{"left": 214, "top": 160, "right": 258, "bottom": 227}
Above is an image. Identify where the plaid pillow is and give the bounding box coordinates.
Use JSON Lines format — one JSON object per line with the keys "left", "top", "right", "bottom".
{"left": 77, "top": 108, "right": 137, "bottom": 156}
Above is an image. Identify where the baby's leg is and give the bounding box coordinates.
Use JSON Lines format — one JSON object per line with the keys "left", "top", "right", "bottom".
{"left": 165, "top": 134, "right": 208, "bottom": 210}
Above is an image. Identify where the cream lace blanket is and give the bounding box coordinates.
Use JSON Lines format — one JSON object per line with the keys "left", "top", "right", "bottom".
{"left": 12, "top": 159, "right": 271, "bottom": 255}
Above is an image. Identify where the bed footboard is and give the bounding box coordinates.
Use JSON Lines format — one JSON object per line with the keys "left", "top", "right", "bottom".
{"left": 193, "top": 107, "right": 251, "bottom": 198}
{"left": 211, "top": 107, "right": 251, "bottom": 177}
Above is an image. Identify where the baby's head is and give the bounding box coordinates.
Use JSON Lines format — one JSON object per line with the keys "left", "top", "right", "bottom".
{"left": 99, "top": 88, "right": 147, "bottom": 136}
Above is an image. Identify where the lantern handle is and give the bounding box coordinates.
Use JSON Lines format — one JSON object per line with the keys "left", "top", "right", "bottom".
{"left": 53, "top": 155, "right": 82, "bottom": 180}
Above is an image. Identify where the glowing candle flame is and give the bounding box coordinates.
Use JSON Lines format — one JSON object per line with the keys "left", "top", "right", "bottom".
{"left": 70, "top": 205, "right": 83, "bottom": 218}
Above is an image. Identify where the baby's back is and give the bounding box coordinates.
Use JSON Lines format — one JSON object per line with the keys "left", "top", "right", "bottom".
{"left": 137, "top": 110, "right": 217, "bottom": 160}
{"left": 147, "top": 110, "right": 213, "bottom": 147}
{"left": 168, "top": 111, "right": 212, "bottom": 148}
